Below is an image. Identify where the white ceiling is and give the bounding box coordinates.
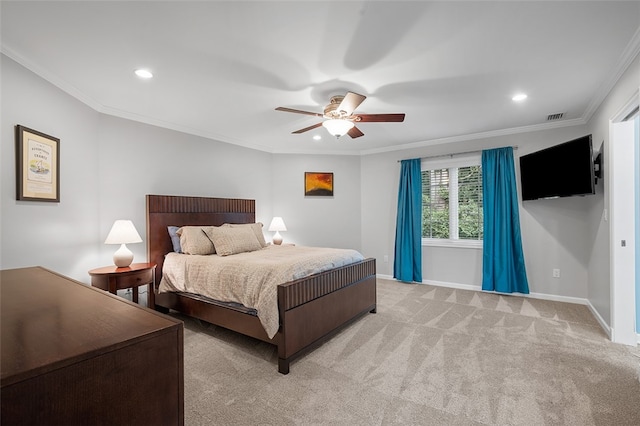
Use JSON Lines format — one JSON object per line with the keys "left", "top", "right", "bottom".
{"left": 2, "top": 1, "right": 639, "bottom": 155}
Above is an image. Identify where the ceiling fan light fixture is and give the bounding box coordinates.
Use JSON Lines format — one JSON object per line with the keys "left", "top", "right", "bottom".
{"left": 512, "top": 93, "right": 527, "bottom": 102}
{"left": 134, "top": 69, "right": 153, "bottom": 79}
{"left": 322, "top": 119, "right": 354, "bottom": 138}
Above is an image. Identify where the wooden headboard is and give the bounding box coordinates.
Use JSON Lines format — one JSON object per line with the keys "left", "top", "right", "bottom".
{"left": 146, "top": 195, "right": 256, "bottom": 283}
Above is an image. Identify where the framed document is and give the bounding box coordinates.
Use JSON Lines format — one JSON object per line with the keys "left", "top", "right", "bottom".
{"left": 16, "top": 125, "right": 60, "bottom": 202}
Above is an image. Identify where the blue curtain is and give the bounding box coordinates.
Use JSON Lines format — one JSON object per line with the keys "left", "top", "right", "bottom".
{"left": 482, "top": 147, "right": 529, "bottom": 294}
{"left": 394, "top": 159, "right": 422, "bottom": 282}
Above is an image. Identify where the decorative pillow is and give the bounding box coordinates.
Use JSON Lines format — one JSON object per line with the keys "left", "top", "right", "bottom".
{"left": 177, "top": 226, "right": 215, "bottom": 255}
{"left": 224, "top": 222, "right": 267, "bottom": 248}
{"left": 204, "top": 226, "right": 262, "bottom": 256}
{"left": 167, "top": 226, "right": 182, "bottom": 253}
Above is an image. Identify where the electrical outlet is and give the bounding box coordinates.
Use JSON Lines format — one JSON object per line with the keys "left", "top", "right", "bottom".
{"left": 552, "top": 269, "right": 560, "bottom": 278}
{"left": 383, "top": 255, "right": 389, "bottom": 262}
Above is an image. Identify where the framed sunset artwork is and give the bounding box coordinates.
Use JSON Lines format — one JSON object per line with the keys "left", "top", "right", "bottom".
{"left": 304, "top": 172, "right": 333, "bottom": 196}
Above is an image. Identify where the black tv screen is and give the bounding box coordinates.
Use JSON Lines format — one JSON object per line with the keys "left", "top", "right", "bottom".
{"left": 519, "top": 135, "right": 596, "bottom": 201}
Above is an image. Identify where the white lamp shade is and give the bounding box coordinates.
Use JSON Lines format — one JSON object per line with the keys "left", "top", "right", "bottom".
{"left": 268, "top": 217, "right": 287, "bottom": 232}
{"left": 104, "top": 220, "right": 143, "bottom": 244}
{"left": 322, "top": 119, "right": 354, "bottom": 137}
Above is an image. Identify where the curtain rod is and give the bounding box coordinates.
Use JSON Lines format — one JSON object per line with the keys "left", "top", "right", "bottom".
{"left": 397, "top": 146, "right": 518, "bottom": 163}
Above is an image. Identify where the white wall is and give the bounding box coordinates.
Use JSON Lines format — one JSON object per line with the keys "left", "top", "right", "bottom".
{"left": 360, "top": 51, "right": 640, "bottom": 324}
{"left": 94, "top": 114, "right": 274, "bottom": 267}
{"left": 271, "top": 154, "right": 361, "bottom": 251}
{"left": 586, "top": 53, "right": 640, "bottom": 326}
{"left": 1, "top": 55, "right": 102, "bottom": 281}
{"left": 361, "top": 127, "right": 595, "bottom": 300}
{"left": 0, "top": 55, "right": 364, "bottom": 283}
{"left": 1, "top": 55, "right": 275, "bottom": 282}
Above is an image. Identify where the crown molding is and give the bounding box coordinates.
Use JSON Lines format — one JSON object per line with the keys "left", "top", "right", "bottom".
{"left": 1, "top": 45, "right": 104, "bottom": 112}
{"left": 359, "top": 118, "right": 587, "bottom": 156}
{"left": 4, "top": 23, "right": 637, "bottom": 158}
{"left": 583, "top": 25, "right": 640, "bottom": 122}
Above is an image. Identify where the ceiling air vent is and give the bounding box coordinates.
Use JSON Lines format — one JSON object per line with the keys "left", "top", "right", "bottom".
{"left": 547, "top": 112, "right": 564, "bottom": 121}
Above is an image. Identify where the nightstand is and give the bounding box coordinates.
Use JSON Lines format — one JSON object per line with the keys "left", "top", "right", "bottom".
{"left": 88, "top": 262, "right": 156, "bottom": 307}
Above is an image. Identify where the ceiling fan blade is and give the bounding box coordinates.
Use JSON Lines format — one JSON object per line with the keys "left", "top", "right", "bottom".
{"left": 356, "top": 113, "right": 405, "bottom": 122}
{"left": 347, "top": 126, "right": 364, "bottom": 139}
{"left": 276, "top": 107, "right": 323, "bottom": 118}
{"left": 292, "top": 122, "right": 323, "bottom": 134}
{"left": 337, "top": 92, "right": 366, "bottom": 116}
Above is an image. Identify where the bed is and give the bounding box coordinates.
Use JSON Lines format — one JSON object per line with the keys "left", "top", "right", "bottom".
{"left": 146, "top": 194, "right": 377, "bottom": 374}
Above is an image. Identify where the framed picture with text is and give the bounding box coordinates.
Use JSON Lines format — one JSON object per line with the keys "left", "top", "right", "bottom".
{"left": 16, "top": 125, "right": 60, "bottom": 202}
{"left": 304, "top": 172, "right": 333, "bottom": 196}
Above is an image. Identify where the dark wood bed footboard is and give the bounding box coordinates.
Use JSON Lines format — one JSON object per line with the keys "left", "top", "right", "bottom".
{"left": 276, "top": 257, "right": 376, "bottom": 373}
{"left": 152, "top": 258, "right": 377, "bottom": 374}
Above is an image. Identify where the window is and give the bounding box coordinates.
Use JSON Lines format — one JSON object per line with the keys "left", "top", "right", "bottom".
{"left": 421, "top": 155, "right": 483, "bottom": 247}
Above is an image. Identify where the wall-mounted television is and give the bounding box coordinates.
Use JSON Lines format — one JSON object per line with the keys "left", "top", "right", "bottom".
{"left": 519, "top": 134, "right": 596, "bottom": 201}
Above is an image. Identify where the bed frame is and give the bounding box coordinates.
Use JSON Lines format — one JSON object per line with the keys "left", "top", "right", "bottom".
{"left": 146, "top": 194, "right": 376, "bottom": 374}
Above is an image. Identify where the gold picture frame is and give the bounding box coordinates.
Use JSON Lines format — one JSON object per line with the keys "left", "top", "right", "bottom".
{"left": 16, "top": 125, "right": 60, "bottom": 202}
{"left": 304, "top": 172, "right": 333, "bottom": 196}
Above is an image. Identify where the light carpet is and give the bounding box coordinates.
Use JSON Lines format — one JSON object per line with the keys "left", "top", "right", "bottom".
{"left": 177, "top": 279, "right": 640, "bottom": 425}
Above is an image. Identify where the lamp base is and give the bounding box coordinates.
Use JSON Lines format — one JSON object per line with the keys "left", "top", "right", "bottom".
{"left": 113, "top": 243, "right": 134, "bottom": 267}
{"left": 272, "top": 231, "right": 283, "bottom": 245}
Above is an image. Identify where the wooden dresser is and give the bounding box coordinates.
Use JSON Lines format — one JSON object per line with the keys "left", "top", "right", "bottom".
{"left": 1, "top": 267, "right": 184, "bottom": 426}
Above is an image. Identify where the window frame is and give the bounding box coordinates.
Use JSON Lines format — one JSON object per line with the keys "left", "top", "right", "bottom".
{"left": 421, "top": 153, "right": 483, "bottom": 249}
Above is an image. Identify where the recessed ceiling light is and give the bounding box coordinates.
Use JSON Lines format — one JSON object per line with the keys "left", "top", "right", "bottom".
{"left": 313, "top": 135, "right": 321, "bottom": 141}
{"left": 512, "top": 93, "right": 527, "bottom": 102}
{"left": 135, "top": 69, "right": 153, "bottom": 79}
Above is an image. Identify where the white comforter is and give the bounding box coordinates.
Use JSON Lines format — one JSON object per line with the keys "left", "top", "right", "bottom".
{"left": 159, "top": 245, "right": 365, "bottom": 338}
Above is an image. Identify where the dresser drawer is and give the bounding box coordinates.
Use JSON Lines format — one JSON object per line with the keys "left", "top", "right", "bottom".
{"left": 115, "top": 269, "right": 153, "bottom": 288}
{"left": 89, "top": 264, "right": 155, "bottom": 292}
{"left": 2, "top": 266, "right": 183, "bottom": 426}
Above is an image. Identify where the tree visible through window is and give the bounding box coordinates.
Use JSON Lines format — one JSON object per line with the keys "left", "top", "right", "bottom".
{"left": 422, "top": 165, "right": 483, "bottom": 241}
{"left": 422, "top": 168, "right": 450, "bottom": 239}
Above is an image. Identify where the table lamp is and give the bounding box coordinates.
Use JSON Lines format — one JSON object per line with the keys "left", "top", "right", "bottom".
{"left": 268, "top": 217, "right": 287, "bottom": 245}
{"left": 104, "top": 220, "right": 142, "bottom": 267}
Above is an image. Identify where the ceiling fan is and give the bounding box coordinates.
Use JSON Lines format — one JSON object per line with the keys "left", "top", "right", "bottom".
{"left": 275, "top": 91, "right": 405, "bottom": 139}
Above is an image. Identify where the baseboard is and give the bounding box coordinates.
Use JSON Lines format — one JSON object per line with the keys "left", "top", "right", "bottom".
{"left": 377, "top": 274, "right": 590, "bottom": 305}
{"left": 376, "top": 274, "right": 394, "bottom": 281}
{"left": 423, "top": 279, "right": 480, "bottom": 292}
{"left": 377, "top": 274, "right": 479, "bottom": 293}
{"left": 378, "top": 273, "right": 618, "bottom": 333}
{"left": 586, "top": 300, "right": 612, "bottom": 339}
